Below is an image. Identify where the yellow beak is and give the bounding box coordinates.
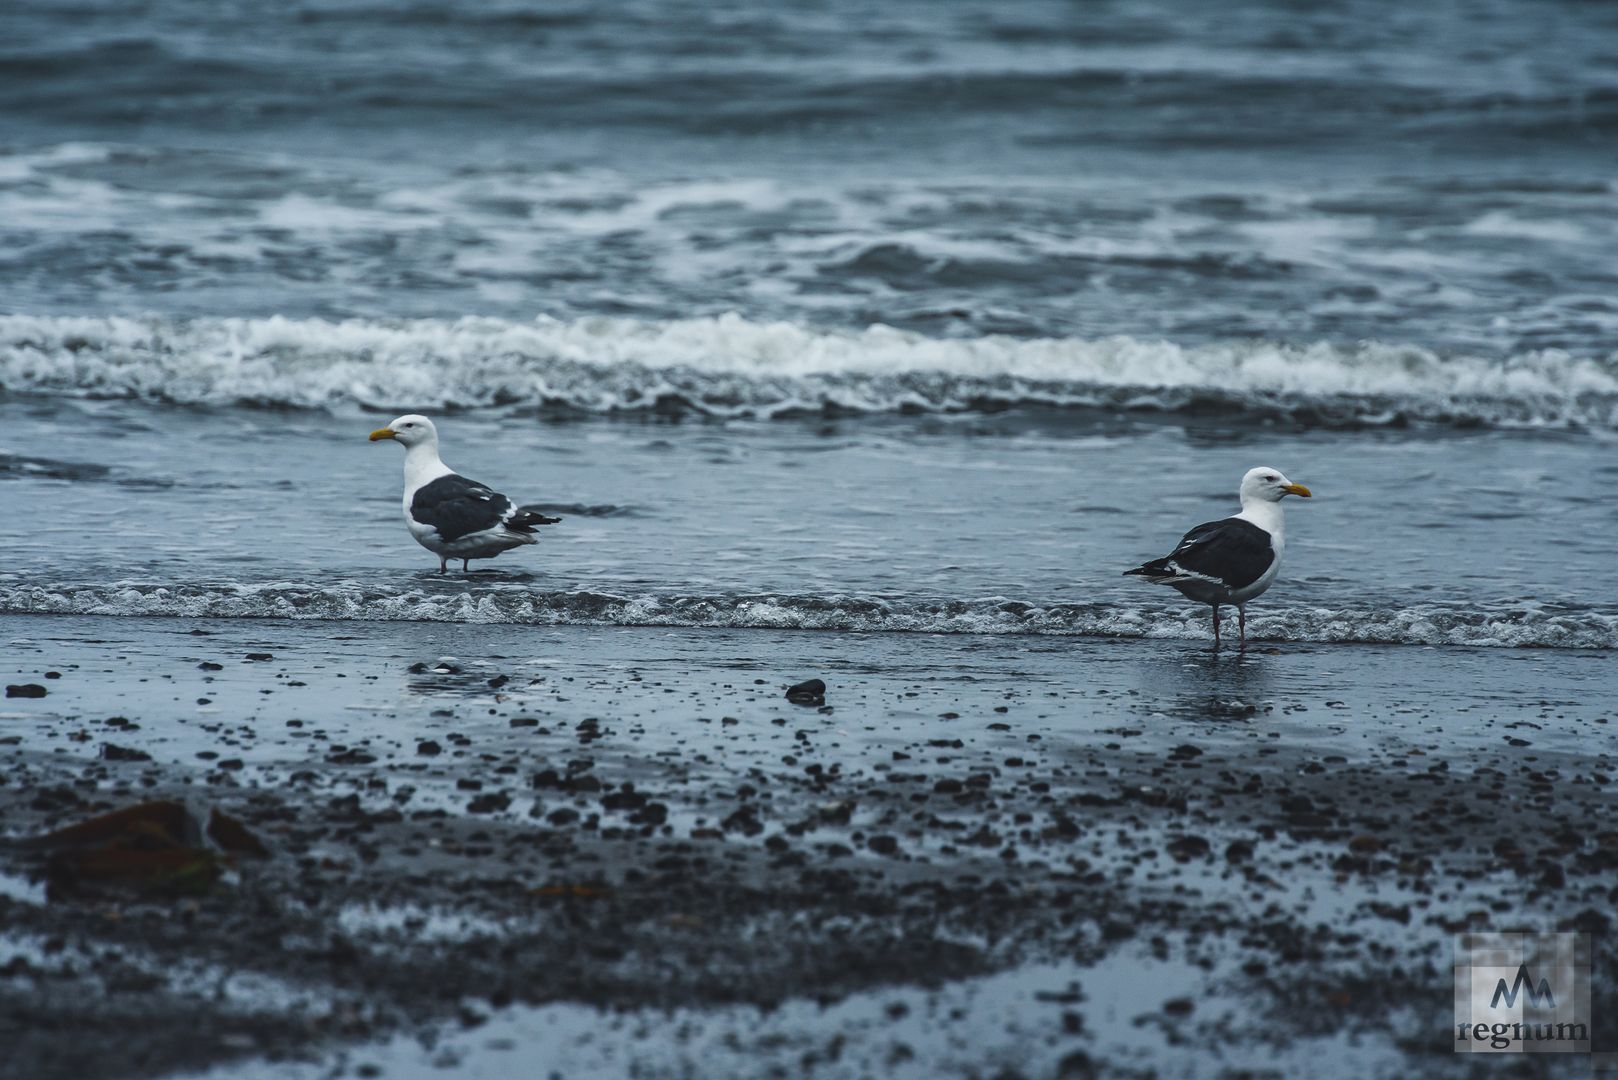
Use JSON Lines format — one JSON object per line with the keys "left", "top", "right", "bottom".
{"left": 1282, "top": 483, "right": 1312, "bottom": 498}
{"left": 368, "top": 427, "right": 397, "bottom": 442}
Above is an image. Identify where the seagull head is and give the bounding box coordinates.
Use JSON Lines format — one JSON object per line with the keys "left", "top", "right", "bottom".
{"left": 1240, "top": 466, "right": 1312, "bottom": 505}
{"left": 369, "top": 414, "right": 437, "bottom": 448}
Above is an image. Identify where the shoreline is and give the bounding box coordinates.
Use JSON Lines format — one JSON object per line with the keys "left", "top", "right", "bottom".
{"left": 6, "top": 585, "right": 1617, "bottom": 652}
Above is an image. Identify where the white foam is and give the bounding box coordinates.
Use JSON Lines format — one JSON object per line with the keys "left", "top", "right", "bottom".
{"left": 1, "top": 313, "right": 1614, "bottom": 427}
{"left": 1461, "top": 211, "right": 1592, "bottom": 246}
{"left": 2, "top": 581, "right": 1614, "bottom": 650}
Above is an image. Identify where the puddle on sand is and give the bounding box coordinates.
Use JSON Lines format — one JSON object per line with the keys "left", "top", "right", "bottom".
{"left": 197, "top": 941, "right": 1410, "bottom": 1079}
{"left": 0, "top": 868, "right": 45, "bottom": 905}
{"left": 335, "top": 901, "right": 517, "bottom": 944}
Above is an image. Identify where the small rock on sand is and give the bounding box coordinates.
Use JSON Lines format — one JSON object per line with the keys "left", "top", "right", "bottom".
{"left": 785, "top": 678, "right": 826, "bottom": 705}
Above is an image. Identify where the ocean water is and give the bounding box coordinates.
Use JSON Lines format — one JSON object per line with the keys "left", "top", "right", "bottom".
{"left": 3, "top": 0, "right": 1618, "bottom": 650}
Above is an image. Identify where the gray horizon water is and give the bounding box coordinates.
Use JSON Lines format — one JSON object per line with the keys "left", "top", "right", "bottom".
{"left": 3, "top": 0, "right": 1618, "bottom": 650}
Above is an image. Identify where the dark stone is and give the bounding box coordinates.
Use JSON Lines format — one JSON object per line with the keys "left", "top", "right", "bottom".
{"left": 630, "top": 802, "right": 668, "bottom": 826}
{"left": 1165, "top": 835, "right": 1211, "bottom": 861}
{"left": 5, "top": 684, "right": 46, "bottom": 698}
{"left": 602, "top": 788, "right": 647, "bottom": 812}
{"left": 721, "top": 806, "right": 764, "bottom": 836}
{"left": 467, "top": 792, "right": 511, "bottom": 814}
{"left": 100, "top": 744, "right": 152, "bottom": 763}
{"left": 416, "top": 740, "right": 442, "bottom": 756}
{"left": 785, "top": 678, "right": 826, "bottom": 705}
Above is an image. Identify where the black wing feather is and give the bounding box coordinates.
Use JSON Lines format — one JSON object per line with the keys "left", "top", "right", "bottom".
{"left": 409, "top": 474, "right": 514, "bottom": 541}
{"left": 507, "top": 505, "right": 562, "bottom": 532}
{"left": 1126, "top": 517, "right": 1274, "bottom": 590}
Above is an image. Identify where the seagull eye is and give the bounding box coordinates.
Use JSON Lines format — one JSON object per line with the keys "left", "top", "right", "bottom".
{"left": 1264, "top": 475, "right": 1279, "bottom": 482}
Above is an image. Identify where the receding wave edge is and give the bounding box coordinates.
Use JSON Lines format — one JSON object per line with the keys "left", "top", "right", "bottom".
{"left": 2, "top": 581, "right": 1614, "bottom": 650}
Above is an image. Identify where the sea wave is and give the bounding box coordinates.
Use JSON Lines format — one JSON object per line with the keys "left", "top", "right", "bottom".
{"left": 2, "top": 314, "right": 1615, "bottom": 429}
{"left": 3, "top": 581, "right": 1614, "bottom": 650}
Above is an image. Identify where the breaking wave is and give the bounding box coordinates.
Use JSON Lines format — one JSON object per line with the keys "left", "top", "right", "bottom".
{"left": 3, "top": 581, "right": 1615, "bottom": 650}
{"left": 2, "top": 314, "right": 1615, "bottom": 429}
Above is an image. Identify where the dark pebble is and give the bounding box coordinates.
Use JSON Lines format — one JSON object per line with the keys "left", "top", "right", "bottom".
{"left": 5, "top": 684, "right": 46, "bottom": 698}
{"left": 785, "top": 678, "right": 826, "bottom": 705}
{"left": 1165, "top": 835, "right": 1211, "bottom": 861}
{"left": 721, "top": 807, "right": 764, "bottom": 836}
{"left": 467, "top": 793, "right": 511, "bottom": 814}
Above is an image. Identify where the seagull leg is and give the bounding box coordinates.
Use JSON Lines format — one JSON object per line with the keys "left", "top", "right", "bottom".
{"left": 1238, "top": 607, "right": 1247, "bottom": 650}
{"left": 1211, "top": 605, "right": 1221, "bottom": 649}
{"left": 438, "top": 558, "right": 448, "bottom": 575}
{"left": 462, "top": 559, "right": 470, "bottom": 573}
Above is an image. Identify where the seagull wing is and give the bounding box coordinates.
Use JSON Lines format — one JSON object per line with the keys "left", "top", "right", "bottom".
{"left": 409, "top": 474, "right": 517, "bottom": 541}
{"left": 1126, "top": 517, "right": 1274, "bottom": 590}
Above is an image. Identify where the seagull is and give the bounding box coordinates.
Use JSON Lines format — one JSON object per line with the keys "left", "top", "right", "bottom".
{"left": 1124, "top": 466, "right": 1312, "bottom": 648}
{"left": 368, "top": 414, "right": 560, "bottom": 573}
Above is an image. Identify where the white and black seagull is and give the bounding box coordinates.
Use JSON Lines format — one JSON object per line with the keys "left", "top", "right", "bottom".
{"left": 1124, "top": 466, "right": 1312, "bottom": 648}
{"left": 369, "top": 414, "right": 560, "bottom": 574}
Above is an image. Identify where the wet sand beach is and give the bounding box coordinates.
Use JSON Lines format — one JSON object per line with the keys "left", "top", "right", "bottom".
{"left": 2, "top": 616, "right": 1613, "bottom": 1078}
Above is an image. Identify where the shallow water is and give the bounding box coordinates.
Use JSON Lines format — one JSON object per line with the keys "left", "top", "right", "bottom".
{"left": 2, "top": 396, "right": 1616, "bottom": 648}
